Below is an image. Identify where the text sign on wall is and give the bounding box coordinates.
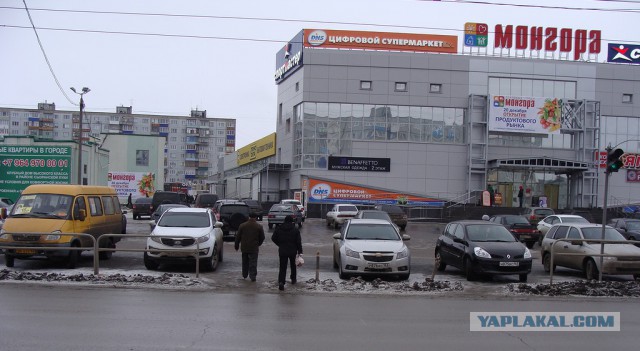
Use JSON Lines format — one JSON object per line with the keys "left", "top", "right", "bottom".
{"left": 0, "top": 145, "right": 72, "bottom": 201}
{"left": 107, "top": 172, "right": 156, "bottom": 198}
{"left": 627, "top": 170, "right": 640, "bottom": 183}
{"left": 464, "top": 22, "right": 488, "bottom": 47}
{"left": 328, "top": 156, "right": 390, "bottom": 172}
{"left": 607, "top": 43, "right": 640, "bottom": 64}
{"left": 488, "top": 95, "right": 563, "bottom": 134}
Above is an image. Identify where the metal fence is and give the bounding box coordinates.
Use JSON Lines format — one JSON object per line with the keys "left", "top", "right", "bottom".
{"left": 0, "top": 232, "right": 203, "bottom": 277}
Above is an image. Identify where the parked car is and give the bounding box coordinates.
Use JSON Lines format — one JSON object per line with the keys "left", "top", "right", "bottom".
{"left": 537, "top": 214, "right": 589, "bottom": 235}
{"left": 489, "top": 214, "right": 541, "bottom": 248}
{"left": 193, "top": 193, "right": 219, "bottom": 210}
{"left": 144, "top": 208, "right": 223, "bottom": 272}
{"left": 374, "top": 204, "right": 408, "bottom": 230}
{"left": 241, "top": 199, "right": 264, "bottom": 221}
{"left": 212, "top": 199, "right": 244, "bottom": 220}
{"left": 540, "top": 223, "right": 640, "bottom": 280}
{"left": 354, "top": 210, "right": 394, "bottom": 224}
{"left": 521, "top": 207, "right": 555, "bottom": 225}
{"left": 280, "top": 199, "right": 306, "bottom": 220}
{"left": 326, "top": 204, "right": 359, "bottom": 229}
{"left": 132, "top": 197, "right": 153, "bottom": 220}
{"left": 608, "top": 218, "right": 640, "bottom": 241}
{"left": 267, "top": 204, "right": 303, "bottom": 229}
{"left": 435, "top": 220, "right": 532, "bottom": 282}
{"left": 151, "top": 203, "right": 189, "bottom": 224}
{"left": 0, "top": 198, "right": 14, "bottom": 206}
{"left": 151, "top": 191, "right": 186, "bottom": 212}
{"left": 332, "top": 219, "right": 411, "bottom": 280}
{"left": 217, "top": 202, "right": 250, "bottom": 240}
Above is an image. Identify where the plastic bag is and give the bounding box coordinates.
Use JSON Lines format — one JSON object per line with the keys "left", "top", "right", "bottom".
{"left": 295, "top": 254, "right": 304, "bottom": 267}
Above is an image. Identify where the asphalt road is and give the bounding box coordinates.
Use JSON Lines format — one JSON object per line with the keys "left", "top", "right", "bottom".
{"left": 1, "top": 283, "right": 639, "bottom": 351}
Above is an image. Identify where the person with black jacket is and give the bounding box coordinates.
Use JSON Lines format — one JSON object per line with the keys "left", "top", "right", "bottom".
{"left": 235, "top": 212, "right": 265, "bottom": 282}
{"left": 271, "top": 215, "right": 303, "bottom": 291}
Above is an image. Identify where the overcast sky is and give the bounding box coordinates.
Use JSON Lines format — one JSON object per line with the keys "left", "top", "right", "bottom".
{"left": 1, "top": 0, "right": 637, "bottom": 148}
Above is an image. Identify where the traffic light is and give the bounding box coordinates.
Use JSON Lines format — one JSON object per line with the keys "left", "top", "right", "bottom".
{"left": 606, "top": 148, "right": 624, "bottom": 173}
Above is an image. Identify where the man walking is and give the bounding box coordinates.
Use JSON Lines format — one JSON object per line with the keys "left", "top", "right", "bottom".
{"left": 235, "top": 212, "right": 265, "bottom": 282}
{"left": 271, "top": 215, "right": 303, "bottom": 291}
{"left": 518, "top": 185, "right": 524, "bottom": 208}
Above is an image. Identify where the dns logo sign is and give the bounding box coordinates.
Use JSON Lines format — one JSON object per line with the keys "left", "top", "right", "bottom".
{"left": 310, "top": 183, "right": 331, "bottom": 200}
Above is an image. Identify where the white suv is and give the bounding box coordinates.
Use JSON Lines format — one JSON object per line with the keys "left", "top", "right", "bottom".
{"left": 280, "top": 199, "right": 306, "bottom": 221}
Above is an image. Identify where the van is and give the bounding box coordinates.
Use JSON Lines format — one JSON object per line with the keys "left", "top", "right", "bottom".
{"left": 0, "top": 184, "right": 126, "bottom": 268}
{"left": 151, "top": 191, "right": 184, "bottom": 212}
{"left": 194, "top": 193, "right": 219, "bottom": 209}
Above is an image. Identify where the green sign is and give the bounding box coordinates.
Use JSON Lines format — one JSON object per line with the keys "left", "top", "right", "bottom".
{"left": 0, "top": 145, "right": 72, "bottom": 201}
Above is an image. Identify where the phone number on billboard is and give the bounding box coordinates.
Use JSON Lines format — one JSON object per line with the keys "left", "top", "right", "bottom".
{"left": 1, "top": 159, "right": 69, "bottom": 167}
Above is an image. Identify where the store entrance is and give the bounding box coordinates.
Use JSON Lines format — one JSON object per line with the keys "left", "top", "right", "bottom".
{"left": 543, "top": 184, "right": 559, "bottom": 209}
{"left": 497, "top": 183, "right": 513, "bottom": 208}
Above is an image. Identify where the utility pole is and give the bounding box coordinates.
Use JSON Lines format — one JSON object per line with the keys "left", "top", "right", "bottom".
{"left": 70, "top": 87, "right": 90, "bottom": 185}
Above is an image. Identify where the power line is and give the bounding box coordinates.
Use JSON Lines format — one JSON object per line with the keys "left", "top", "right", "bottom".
{"left": 20, "top": 1, "right": 77, "bottom": 106}
{"left": 417, "top": 0, "right": 640, "bottom": 12}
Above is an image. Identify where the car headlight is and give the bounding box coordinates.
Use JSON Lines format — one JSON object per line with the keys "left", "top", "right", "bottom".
{"left": 150, "top": 235, "right": 163, "bottom": 244}
{"left": 473, "top": 247, "right": 492, "bottom": 259}
{"left": 524, "top": 247, "right": 532, "bottom": 259}
{"left": 0, "top": 229, "right": 8, "bottom": 240}
{"left": 45, "top": 230, "right": 62, "bottom": 241}
{"left": 345, "top": 248, "right": 360, "bottom": 258}
{"left": 196, "top": 233, "right": 210, "bottom": 244}
{"left": 396, "top": 248, "right": 409, "bottom": 259}
{"left": 603, "top": 256, "right": 617, "bottom": 261}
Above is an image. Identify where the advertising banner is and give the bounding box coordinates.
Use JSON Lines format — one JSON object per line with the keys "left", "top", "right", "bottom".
{"left": 307, "top": 178, "right": 444, "bottom": 207}
{"left": 107, "top": 172, "right": 156, "bottom": 198}
{"left": 489, "top": 95, "right": 563, "bottom": 134}
{"left": 303, "top": 29, "right": 457, "bottom": 54}
{"left": 327, "top": 156, "right": 390, "bottom": 172}
{"left": 607, "top": 43, "right": 640, "bottom": 64}
{"left": 237, "top": 133, "right": 276, "bottom": 166}
{"left": 626, "top": 170, "right": 640, "bottom": 183}
{"left": 0, "top": 145, "right": 72, "bottom": 202}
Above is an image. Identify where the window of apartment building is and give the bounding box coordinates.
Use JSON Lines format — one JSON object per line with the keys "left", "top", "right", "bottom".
{"left": 63, "top": 132, "right": 69, "bottom": 137}
{"left": 295, "top": 82, "right": 299, "bottom": 92}
{"left": 278, "top": 103, "right": 283, "bottom": 125}
{"left": 171, "top": 128, "right": 177, "bottom": 133}
{"left": 218, "top": 147, "right": 224, "bottom": 152}
{"left": 360, "top": 81, "right": 372, "bottom": 90}
{"left": 170, "top": 145, "right": 177, "bottom": 150}
{"left": 429, "top": 83, "right": 442, "bottom": 93}
{"left": 142, "top": 118, "right": 149, "bottom": 124}
{"left": 171, "top": 119, "right": 178, "bottom": 125}
{"left": 623, "top": 94, "right": 633, "bottom": 103}
{"left": 395, "top": 82, "right": 408, "bottom": 92}
{"left": 217, "top": 130, "right": 224, "bottom": 136}
{"left": 286, "top": 118, "right": 291, "bottom": 133}
{"left": 11, "top": 121, "right": 19, "bottom": 126}
{"left": 142, "top": 126, "right": 149, "bottom": 132}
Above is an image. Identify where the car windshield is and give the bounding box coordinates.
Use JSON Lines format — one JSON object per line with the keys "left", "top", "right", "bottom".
{"left": 135, "top": 198, "right": 152, "bottom": 204}
{"left": 563, "top": 217, "right": 589, "bottom": 224}
{"left": 346, "top": 224, "right": 400, "bottom": 240}
{"left": 582, "top": 227, "right": 626, "bottom": 241}
{"left": 382, "top": 206, "right": 404, "bottom": 214}
{"left": 340, "top": 205, "right": 358, "bottom": 212}
{"left": 270, "top": 205, "right": 294, "bottom": 212}
{"left": 626, "top": 221, "right": 640, "bottom": 231}
{"left": 360, "top": 212, "right": 392, "bottom": 221}
{"left": 10, "top": 193, "right": 73, "bottom": 219}
{"left": 158, "top": 212, "right": 210, "bottom": 228}
{"left": 466, "top": 225, "right": 516, "bottom": 242}
{"left": 535, "top": 209, "right": 554, "bottom": 216}
{"left": 504, "top": 216, "right": 529, "bottom": 225}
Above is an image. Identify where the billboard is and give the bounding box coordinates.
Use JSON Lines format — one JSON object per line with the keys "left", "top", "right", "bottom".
{"left": 107, "top": 172, "right": 156, "bottom": 198}
{"left": 327, "top": 156, "right": 390, "bottom": 172}
{"left": 464, "top": 22, "right": 488, "bottom": 47}
{"left": 236, "top": 133, "right": 276, "bottom": 166}
{"left": 489, "top": 95, "right": 563, "bottom": 134}
{"left": 608, "top": 43, "right": 640, "bottom": 64}
{"left": 0, "top": 145, "right": 72, "bottom": 202}
{"left": 303, "top": 29, "right": 457, "bottom": 54}
{"left": 275, "top": 30, "right": 304, "bottom": 83}
{"left": 307, "top": 178, "right": 444, "bottom": 207}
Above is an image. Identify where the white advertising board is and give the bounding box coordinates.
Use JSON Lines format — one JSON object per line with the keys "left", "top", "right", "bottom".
{"left": 107, "top": 172, "right": 156, "bottom": 199}
{"left": 489, "top": 95, "right": 562, "bottom": 134}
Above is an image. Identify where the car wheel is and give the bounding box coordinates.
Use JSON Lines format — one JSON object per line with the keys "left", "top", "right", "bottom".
{"left": 334, "top": 221, "right": 339, "bottom": 230}
{"left": 144, "top": 252, "right": 159, "bottom": 270}
{"left": 542, "top": 252, "right": 556, "bottom": 273}
{"left": 326, "top": 220, "right": 331, "bottom": 227}
{"left": 333, "top": 252, "right": 338, "bottom": 269}
{"left": 519, "top": 273, "right": 528, "bottom": 282}
{"left": 464, "top": 257, "right": 476, "bottom": 281}
{"left": 134, "top": 214, "right": 138, "bottom": 220}
{"left": 399, "top": 271, "right": 410, "bottom": 281}
{"left": 203, "top": 244, "right": 219, "bottom": 272}
{"left": 525, "top": 241, "right": 534, "bottom": 249}
{"left": 258, "top": 216, "right": 263, "bottom": 221}
{"left": 98, "top": 239, "right": 114, "bottom": 260}
{"left": 268, "top": 223, "right": 273, "bottom": 229}
{"left": 435, "top": 250, "right": 446, "bottom": 272}
{"left": 219, "top": 243, "right": 224, "bottom": 262}
{"left": 338, "top": 257, "right": 348, "bottom": 279}
{"left": 67, "top": 242, "right": 80, "bottom": 269}
{"left": 584, "top": 258, "right": 599, "bottom": 280}
{"left": 5, "top": 253, "right": 15, "bottom": 268}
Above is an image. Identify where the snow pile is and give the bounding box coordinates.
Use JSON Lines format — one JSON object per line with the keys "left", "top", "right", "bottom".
{"left": 303, "top": 277, "right": 463, "bottom": 294}
{"left": 508, "top": 280, "right": 640, "bottom": 297}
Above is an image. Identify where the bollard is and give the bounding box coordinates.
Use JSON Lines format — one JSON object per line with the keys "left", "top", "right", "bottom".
{"left": 315, "top": 251, "right": 320, "bottom": 283}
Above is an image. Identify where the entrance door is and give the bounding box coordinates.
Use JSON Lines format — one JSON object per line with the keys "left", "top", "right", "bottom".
{"left": 544, "top": 184, "right": 559, "bottom": 209}
{"left": 497, "top": 184, "right": 513, "bottom": 207}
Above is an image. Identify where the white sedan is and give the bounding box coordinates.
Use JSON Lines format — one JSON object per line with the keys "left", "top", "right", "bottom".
{"left": 144, "top": 208, "right": 224, "bottom": 272}
{"left": 537, "top": 214, "right": 590, "bottom": 235}
{"left": 326, "top": 204, "right": 359, "bottom": 229}
{"left": 333, "top": 219, "right": 411, "bottom": 280}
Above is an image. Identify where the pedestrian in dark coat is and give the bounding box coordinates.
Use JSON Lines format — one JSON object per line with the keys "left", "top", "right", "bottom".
{"left": 127, "top": 193, "right": 133, "bottom": 209}
{"left": 518, "top": 186, "right": 524, "bottom": 208}
{"left": 271, "top": 215, "right": 303, "bottom": 291}
{"left": 235, "top": 212, "right": 265, "bottom": 281}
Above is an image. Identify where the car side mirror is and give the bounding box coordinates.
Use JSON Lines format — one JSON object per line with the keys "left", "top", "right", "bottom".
{"left": 402, "top": 234, "right": 411, "bottom": 241}
{"left": 453, "top": 237, "right": 464, "bottom": 244}
{"left": 149, "top": 220, "right": 156, "bottom": 231}
{"left": 332, "top": 233, "right": 341, "bottom": 240}
{"left": 621, "top": 226, "right": 627, "bottom": 231}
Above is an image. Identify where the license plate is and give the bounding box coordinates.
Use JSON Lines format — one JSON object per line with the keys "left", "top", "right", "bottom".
{"left": 164, "top": 251, "right": 190, "bottom": 257}
{"left": 519, "top": 235, "right": 531, "bottom": 239}
{"left": 16, "top": 249, "right": 37, "bottom": 255}
{"left": 367, "top": 263, "right": 389, "bottom": 269}
{"left": 499, "top": 261, "right": 519, "bottom": 267}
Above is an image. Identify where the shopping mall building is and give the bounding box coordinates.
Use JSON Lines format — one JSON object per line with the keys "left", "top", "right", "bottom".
{"left": 216, "top": 25, "right": 640, "bottom": 212}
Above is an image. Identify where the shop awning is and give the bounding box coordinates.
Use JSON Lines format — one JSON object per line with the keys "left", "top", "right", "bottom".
{"left": 488, "top": 156, "right": 591, "bottom": 174}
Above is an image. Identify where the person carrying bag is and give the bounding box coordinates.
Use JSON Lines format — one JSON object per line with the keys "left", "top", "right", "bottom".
{"left": 271, "top": 215, "right": 303, "bottom": 291}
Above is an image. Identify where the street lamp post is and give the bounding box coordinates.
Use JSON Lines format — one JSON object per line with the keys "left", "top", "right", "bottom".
{"left": 70, "top": 87, "right": 90, "bottom": 185}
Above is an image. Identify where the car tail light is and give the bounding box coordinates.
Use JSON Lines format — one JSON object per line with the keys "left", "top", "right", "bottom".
{"left": 268, "top": 214, "right": 275, "bottom": 218}
{"left": 530, "top": 215, "right": 535, "bottom": 221}
{"left": 338, "top": 214, "right": 353, "bottom": 218}
{"left": 133, "top": 204, "right": 137, "bottom": 209}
